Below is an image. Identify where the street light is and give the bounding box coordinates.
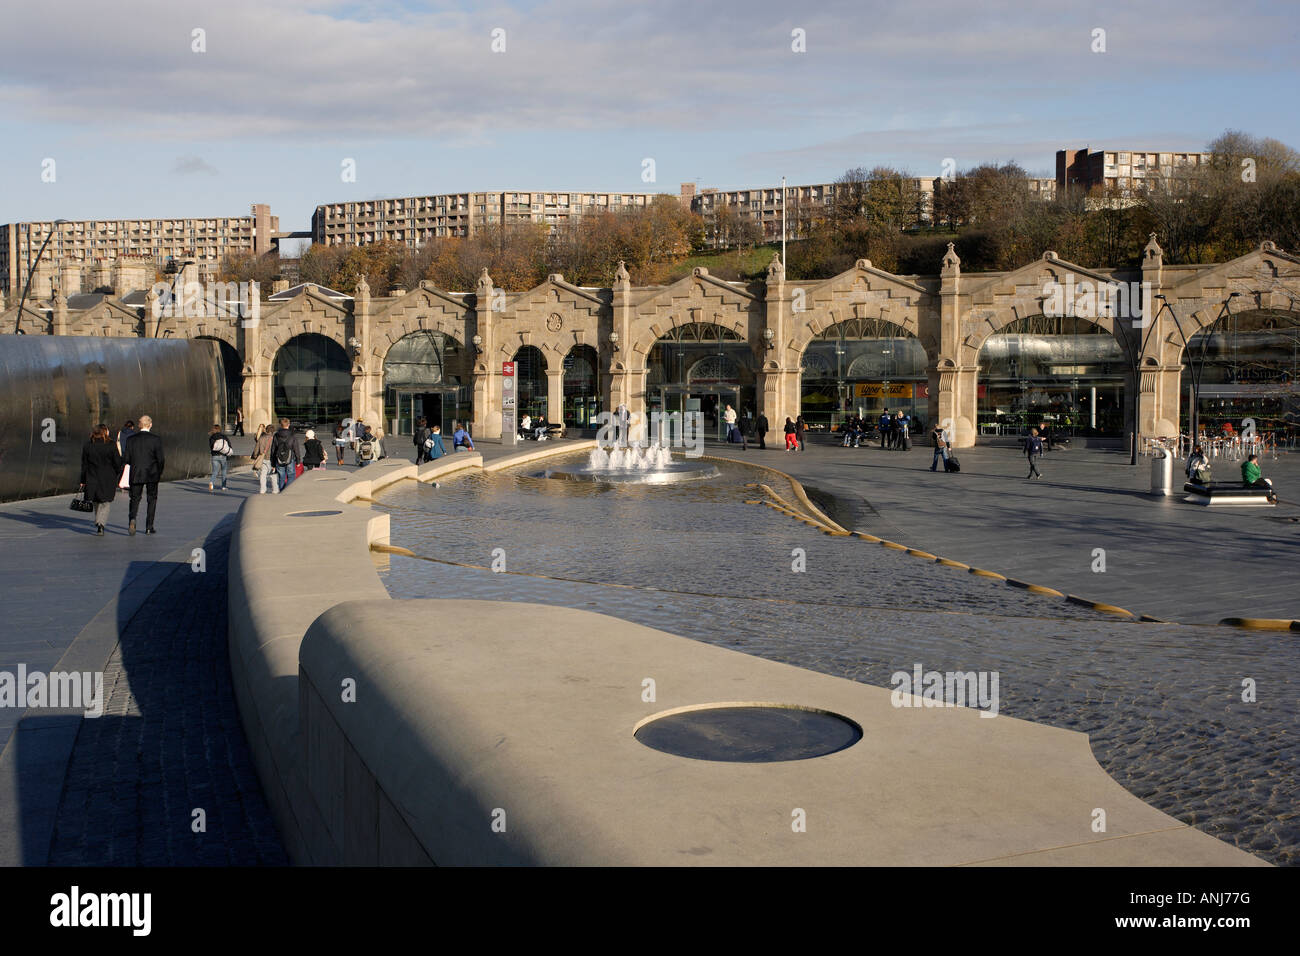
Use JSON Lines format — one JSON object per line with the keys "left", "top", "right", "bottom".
{"left": 156, "top": 258, "right": 194, "bottom": 338}
{"left": 13, "top": 219, "right": 69, "bottom": 334}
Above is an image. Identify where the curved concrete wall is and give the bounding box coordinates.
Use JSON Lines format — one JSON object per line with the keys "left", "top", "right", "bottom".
{"left": 228, "top": 444, "right": 1265, "bottom": 866}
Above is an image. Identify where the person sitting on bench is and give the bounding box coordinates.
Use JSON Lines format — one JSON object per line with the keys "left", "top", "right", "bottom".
{"left": 1186, "top": 445, "right": 1211, "bottom": 484}
{"left": 1241, "top": 453, "right": 1272, "bottom": 490}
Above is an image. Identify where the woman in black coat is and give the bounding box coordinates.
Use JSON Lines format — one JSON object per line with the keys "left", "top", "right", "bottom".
{"left": 80, "top": 423, "right": 123, "bottom": 536}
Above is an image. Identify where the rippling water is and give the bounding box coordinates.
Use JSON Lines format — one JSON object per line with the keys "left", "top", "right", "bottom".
{"left": 373, "top": 453, "right": 1298, "bottom": 866}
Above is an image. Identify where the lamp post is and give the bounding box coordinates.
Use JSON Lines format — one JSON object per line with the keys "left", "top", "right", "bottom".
{"left": 156, "top": 258, "right": 194, "bottom": 338}
{"left": 13, "top": 219, "right": 69, "bottom": 334}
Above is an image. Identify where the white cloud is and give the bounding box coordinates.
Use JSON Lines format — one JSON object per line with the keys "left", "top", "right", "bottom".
{"left": 0, "top": 0, "right": 1291, "bottom": 145}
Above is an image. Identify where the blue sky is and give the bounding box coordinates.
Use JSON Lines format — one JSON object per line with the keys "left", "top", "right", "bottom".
{"left": 1, "top": 0, "right": 1297, "bottom": 244}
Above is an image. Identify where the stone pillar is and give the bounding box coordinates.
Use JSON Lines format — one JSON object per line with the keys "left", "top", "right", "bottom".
{"left": 545, "top": 367, "right": 564, "bottom": 424}
{"left": 52, "top": 288, "right": 68, "bottom": 335}
{"left": 1137, "top": 233, "right": 1178, "bottom": 438}
{"left": 758, "top": 253, "right": 800, "bottom": 430}
{"left": 472, "top": 268, "right": 500, "bottom": 438}
{"left": 59, "top": 262, "right": 81, "bottom": 297}
{"left": 351, "top": 276, "right": 385, "bottom": 428}
{"left": 242, "top": 311, "right": 272, "bottom": 430}
{"left": 934, "top": 243, "right": 978, "bottom": 447}
{"left": 606, "top": 260, "right": 634, "bottom": 425}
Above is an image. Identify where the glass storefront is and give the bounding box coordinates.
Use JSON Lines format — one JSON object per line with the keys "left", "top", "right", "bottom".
{"left": 647, "top": 323, "right": 756, "bottom": 441}
{"left": 800, "top": 319, "right": 928, "bottom": 430}
{"left": 273, "top": 333, "right": 352, "bottom": 427}
{"left": 978, "top": 316, "right": 1126, "bottom": 438}
{"left": 1183, "top": 313, "right": 1300, "bottom": 443}
{"left": 382, "top": 330, "right": 472, "bottom": 436}
{"left": 563, "top": 346, "right": 601, "bottom": 430}
{"left": 513, "top": 346, "right": 549, "bottom": 420}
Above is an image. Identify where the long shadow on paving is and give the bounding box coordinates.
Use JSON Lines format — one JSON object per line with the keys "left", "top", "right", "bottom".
{"left": 27, "top": 519, "right": 287, "bottom": 865}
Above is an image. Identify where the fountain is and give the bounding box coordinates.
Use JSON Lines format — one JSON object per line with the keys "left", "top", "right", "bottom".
{"left": 544, "top": 442, "right": 721, "bottom": 484}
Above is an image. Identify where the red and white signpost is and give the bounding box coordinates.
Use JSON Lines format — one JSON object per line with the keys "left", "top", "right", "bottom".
{"left": 501, "top": 361, "right": 517, "bottom": 446}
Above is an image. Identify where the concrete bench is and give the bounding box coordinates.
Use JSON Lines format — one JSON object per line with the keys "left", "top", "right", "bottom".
{"left": 1183, "top": 481, "right": 1277, "bottom": 506}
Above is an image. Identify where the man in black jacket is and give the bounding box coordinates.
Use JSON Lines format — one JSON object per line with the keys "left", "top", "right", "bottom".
{"left": 122, "top": 414, "right": 165, "bottom": 535}
{"left": 753, "top": 412, "right": 769, "bottom": 450}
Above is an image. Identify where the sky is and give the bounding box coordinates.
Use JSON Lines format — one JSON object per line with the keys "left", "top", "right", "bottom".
{"left": 1, "top": 0, "right": 1297, "bottom": 246}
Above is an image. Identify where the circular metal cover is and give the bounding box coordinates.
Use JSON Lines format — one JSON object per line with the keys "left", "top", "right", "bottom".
{"left": 634, "top": 703, "right": 861, "bottom": 762}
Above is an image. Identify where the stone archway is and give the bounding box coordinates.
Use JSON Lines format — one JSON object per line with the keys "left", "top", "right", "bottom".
{"left": 796, "top": 315, "right": 928, "bottom": 430}
{"left": 271, "top": 333, "right": 352, "bottom": 427}
{"left": 381, "top": 329, "right": 473, "bottom": 436}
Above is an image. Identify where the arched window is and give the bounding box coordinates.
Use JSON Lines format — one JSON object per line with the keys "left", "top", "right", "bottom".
{"left": 273, "top": 334, "right": 351, "bottom": 426}
{"left": 801, "top": 318, "right": 926, "bottom": 430}
{"left": 978, "top": 315, "right": 1124, "bottom": 437}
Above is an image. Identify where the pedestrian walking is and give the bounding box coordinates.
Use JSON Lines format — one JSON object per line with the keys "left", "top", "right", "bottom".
{"left": 879, "top": 409, "right": 891, "bottom": 449}
{"left": 270, "top": 418, "right": 299, "bottom": 489}
{"left": 723, "top": 403, "right": 747, "bottom": 449}
{"left": 427, "top": 425, "right": 448, "bottom": 460}
{"left": 233, "top": 407, "right": 245, "bottom": 436}
{"left": 414, "top": 417, "right": 432, "bottom": 463}
{"left": 117, "top": 419, "right": 136, "bottom": 457}
{"left": 251, "top": 424, "right": 278, "bottom": 494}
{"left": 784, "top": 417, "right": 799, "bottom": 451}
{"left": 208, "top": 424, "right": 233, "bottom": 491}
{"left": 303, "top": 429, "right": 326, "bottom": 471}
{"left": 929, "top": 422, "right": 950, "bottom": 472}
{"left": 79, "top": 424, "right": 122, "bottom": 536}
{"left": 120, "top": 414, "right": 165, "bottom": 535}
{"left": 1025, "top": 427, "right": 1045, "bottom": 479}
{"left": 754, "top": 412, "right": 769, "bottom": 449}
{"left": 334, "top": 421, "right": 348, "bottom": 465}
{"left": 795, "top": 415, "right": 807, "bottom": 452}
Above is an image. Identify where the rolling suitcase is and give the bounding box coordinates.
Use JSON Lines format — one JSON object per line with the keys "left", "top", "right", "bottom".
{"left": 944, "top": 455, "right": 960, "bottom": 473}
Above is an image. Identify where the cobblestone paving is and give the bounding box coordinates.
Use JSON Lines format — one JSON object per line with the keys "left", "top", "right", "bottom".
{"left": 46, "top": 521, "right": 287, "bottom": 866}
{"left": 376, "top": 459, "right": 1298, "bottom": 867}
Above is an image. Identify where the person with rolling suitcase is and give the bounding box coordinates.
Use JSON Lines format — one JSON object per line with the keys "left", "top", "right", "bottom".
{"left": 930, "top": 422, "right": 948, "bottom": 472}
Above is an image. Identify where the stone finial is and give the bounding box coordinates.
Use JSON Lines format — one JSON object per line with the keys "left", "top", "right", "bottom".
{"left": 479, "top": 267, "right": 492, "bottom": 285}
{"left": 766, "top": 252, "right": 784, "bottom": 282}
{"left": 614, "top": 260, "right": 629, "bottom": 283}
{"left": 942, "top": 242, "right": 960, "bottom": 270}
{"left": 355, "top": 275, "right": 370, "bottom": 299}
{"left": 1143, "top": 233, "right": 1163, "bottom": 263}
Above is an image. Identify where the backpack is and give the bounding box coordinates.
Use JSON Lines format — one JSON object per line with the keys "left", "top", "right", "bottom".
{"left": 273, "top": 434, "right": 292, "bottom": 466}
{"left": 358, "top": 439, "right": 376, "bottom": 461}
{"left": 213, "top": 437, "right": 233, "bottom": 456}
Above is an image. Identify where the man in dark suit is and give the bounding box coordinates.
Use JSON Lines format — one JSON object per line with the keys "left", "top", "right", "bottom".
{"left": 121, "top": 414, "right": 165, "bottom": 535}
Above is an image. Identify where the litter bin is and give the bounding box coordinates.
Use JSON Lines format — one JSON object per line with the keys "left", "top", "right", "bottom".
{"left": 1150, "top": 448, "right": 1173, "bottom": 496}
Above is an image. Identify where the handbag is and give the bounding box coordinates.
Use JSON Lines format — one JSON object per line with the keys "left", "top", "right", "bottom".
{"left": 295, "top": 463, "right": 305, "bottom": 478}
{"left": 70, "top": 494, "right": 94, "bottom": 513}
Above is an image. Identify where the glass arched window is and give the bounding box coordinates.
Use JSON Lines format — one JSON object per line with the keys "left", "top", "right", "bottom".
{"left": 978, "top": 315, "right": 1125, "bottom": 437}
{"left": 801, "top": 318, "right": 926, "bottom": 430}
{"left": 273, "top": 334, "right": 351, "bottom": 426}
